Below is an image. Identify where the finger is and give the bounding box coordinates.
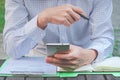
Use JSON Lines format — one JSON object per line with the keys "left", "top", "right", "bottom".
{"left": 51, "top": 63, "right": 76, "bottom": 70}
{"left": 46, "top": 56, "right": 67, "bottom": 65}
{"left": 55, "top": 50, "right": 70, "bottom": 54}
{"left": 65, "top": 14, "right": 76, "bottom": 24}
{"left": 53, "top": 63, "right": 80, "bottom": 70}
{"left": 70, "top": 5, "right": 86, "bottom": 16}
{"left": 46, "top": 57, "right": 81, "bottom": 69}
{"left": 63, "top": 18, "right": 71, "bottom": 27}
{"left": 54, "top": 53, "right": 77, "bottom": 60}
{"left": 65, "top": 4, "right": 84, "bottom": 14}
{"left": 46, "top": 56, "right": 77, "bottom": 65}
{"left": 68, "top": 10, "right": 80, "bottom": 21}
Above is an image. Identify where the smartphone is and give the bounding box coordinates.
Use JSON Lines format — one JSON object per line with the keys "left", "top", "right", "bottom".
{"left": 46, "top": 43, "right": 69, "bottom": 56}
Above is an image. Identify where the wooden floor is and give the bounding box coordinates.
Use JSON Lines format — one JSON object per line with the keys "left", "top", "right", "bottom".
{"left": 0, "top": 60, "right": 120, "bottom": 80}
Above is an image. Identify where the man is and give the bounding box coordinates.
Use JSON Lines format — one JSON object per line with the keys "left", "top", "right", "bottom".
{"left": 3, "top": 0, "right": 114, "bottom": 70}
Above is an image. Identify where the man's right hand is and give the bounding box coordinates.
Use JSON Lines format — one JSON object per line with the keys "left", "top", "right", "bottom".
{"left": 37, "top": 4, "right": 86, "bottom": 29}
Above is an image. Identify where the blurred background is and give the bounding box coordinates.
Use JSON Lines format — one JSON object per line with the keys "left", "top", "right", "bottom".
{"left": 0, "top": 0, "right": 120, "bottom": 59}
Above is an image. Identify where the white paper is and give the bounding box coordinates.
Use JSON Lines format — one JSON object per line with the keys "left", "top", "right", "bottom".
{"left": 92, "top": 57, "right": 120, "bottom": 71}
{"left": 0, "top": 57, "right": 56, "bottom": 75}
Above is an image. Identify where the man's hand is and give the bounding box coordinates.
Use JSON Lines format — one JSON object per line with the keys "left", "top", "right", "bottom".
{"left": 37, "top": 4, "right": 86, "bottom": 29}
{"left": 46, "top": 45, "right": 98, "bottom": 70}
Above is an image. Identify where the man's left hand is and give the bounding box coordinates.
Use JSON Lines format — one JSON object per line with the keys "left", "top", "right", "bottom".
{"left": 46, "top": 45, "right": 97, "bottom": 70}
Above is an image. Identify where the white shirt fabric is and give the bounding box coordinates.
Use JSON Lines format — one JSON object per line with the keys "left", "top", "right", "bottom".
{"left": 3, "top": 0, "right": 114, "bottom": 63}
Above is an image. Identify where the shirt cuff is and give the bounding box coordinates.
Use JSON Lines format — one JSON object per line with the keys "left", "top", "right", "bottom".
{"left": 87, "top": 39, "right": 112, "bottom": 64}
{"left": 25, "top": 15, "right": 46, "bottom": 44}
{"left": 87, "top": 44, "right": 105, "bottom": 63}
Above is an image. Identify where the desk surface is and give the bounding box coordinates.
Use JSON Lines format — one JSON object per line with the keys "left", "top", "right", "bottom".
{"left": 0, "top": 60, "right": 120, "bottom": 80}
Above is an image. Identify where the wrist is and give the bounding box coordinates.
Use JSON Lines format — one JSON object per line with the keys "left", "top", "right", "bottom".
{"left": 88, "top": 49, "right": 98, "bottom": 61}
{"left": 37, "top": 14, "right": 48, "bottom": 30}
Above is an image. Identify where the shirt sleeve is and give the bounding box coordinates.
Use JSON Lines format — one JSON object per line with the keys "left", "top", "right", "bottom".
{"left": 3, "top": 0, "right": 46, "bottom": 59}
{"left": 88, "top": 0, "right": 114, "bottom": 63}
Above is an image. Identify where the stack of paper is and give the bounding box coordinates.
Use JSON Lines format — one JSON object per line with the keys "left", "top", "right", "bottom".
{"left": 0, "top": 57, "right": 56, "bottom": 75}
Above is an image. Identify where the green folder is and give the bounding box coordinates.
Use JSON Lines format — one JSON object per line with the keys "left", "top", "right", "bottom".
{"left": 0, "top": 58, "right": 120, "bottom": 78}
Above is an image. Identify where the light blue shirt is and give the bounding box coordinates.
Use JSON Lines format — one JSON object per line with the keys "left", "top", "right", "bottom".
{"left": 3, "top": 0, "right": 114, "bottom": 63}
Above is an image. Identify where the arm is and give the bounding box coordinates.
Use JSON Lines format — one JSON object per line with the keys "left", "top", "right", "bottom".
{"left": 3, "top": 0, "right": 45, "bottom": 59}
{"left": 88, "top": 0, "right": 114, "bottom": 63}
